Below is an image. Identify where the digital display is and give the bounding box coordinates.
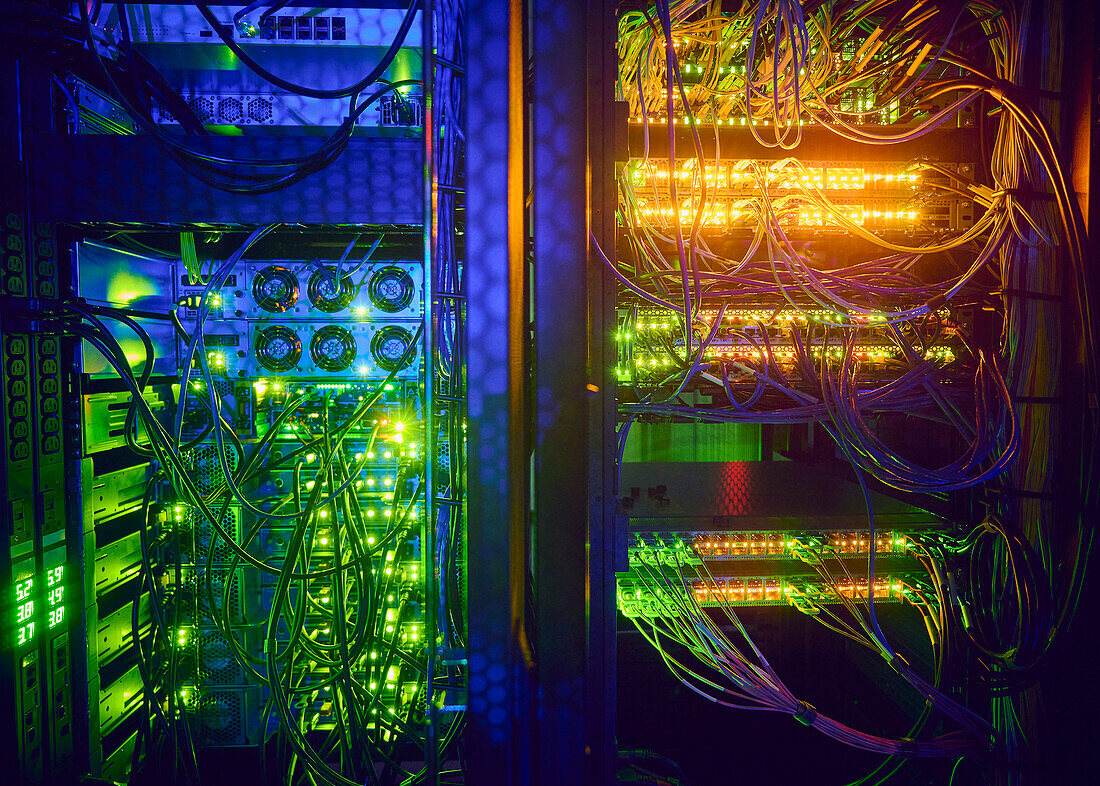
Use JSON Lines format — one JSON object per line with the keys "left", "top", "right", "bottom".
{"left": 46, "top": 564, "right": 66, "bottom": 629}
{"left": 17, "top": 622, "right": 35, "bottom": 646}
{"left": 13, "top": 565, "right": 69, "bottom": 643}
{"left": 15, "top": 577, "right": 35, "bottom": 647}
{"left": 15, "top": 576, "right": 33, "bottom": 601}
{"left": 16, "top": 599, "right": 35, "bottom": 623}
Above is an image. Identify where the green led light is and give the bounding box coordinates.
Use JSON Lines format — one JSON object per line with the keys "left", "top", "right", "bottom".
{"left": 14, "top": 577, "right": 36, "bottom": 645}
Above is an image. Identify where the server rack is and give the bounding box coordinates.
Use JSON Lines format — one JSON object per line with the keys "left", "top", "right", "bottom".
{"left": 3, "top": 2, "right": 1098, "bottom": 785}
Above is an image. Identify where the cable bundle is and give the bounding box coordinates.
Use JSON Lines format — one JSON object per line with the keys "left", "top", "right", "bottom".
{"left": 610, "top": 0, "right": 1096, "bottom": 777}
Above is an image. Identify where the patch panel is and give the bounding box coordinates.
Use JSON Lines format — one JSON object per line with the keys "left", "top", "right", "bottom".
{"left": 617, "top": 574, "right": 917, "bottom": 618}
{"left": 630, "top": 530, "right": 912, "bottom": 561}
{"left": 626, "top": 159, "right": 926, "bottom": 193}
{"left": 616, "top": 305, "right": 965, "bottom": 386}
{"left": 621, "top": 25, "right": 975, "bottom": 130}
{"left": 380, "top": 94, "right": 426, "bottom": 127}
{"left": 624, "top": 159, "right": 979, "bottom": 234}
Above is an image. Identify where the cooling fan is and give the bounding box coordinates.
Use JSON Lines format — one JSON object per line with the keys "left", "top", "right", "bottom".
{"left": 255, "top": 326, "right": 302, "bottom": 372}
{"left": 310, "top": 326, "right": 357, "bottom": 372}
{"left": 368, "top": 266, "right": 415, "bottom": 313}
{"left": 308, "top": 267, "right": 357, "bottom": 313}
{"left": 251, "top": 265, "right": 299, "bottom": 313}
{"left": 371, "top": 325, "right": 415, "bottom": 371}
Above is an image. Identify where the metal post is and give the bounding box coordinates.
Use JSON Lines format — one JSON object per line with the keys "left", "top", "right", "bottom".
{"left": 532, "top": 0, "right": 591, "bottom": 781}
{"left": 465, "top": 1, "right": 532, "bottom": 782}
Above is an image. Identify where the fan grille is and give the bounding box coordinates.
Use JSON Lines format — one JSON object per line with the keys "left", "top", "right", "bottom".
{"left": 193, "top": 506, "right": 240, "bottom": 565}
{"left": 308, "top": 268, "right": 356, "bottom": 313}
{"left": 310, "top": 326, "right": 357, "bottom": 372}
{"left": 368, "top": 266, "right": 415, "bottom": 313}
{"left": 189, "top": 96, "right": 216, "bottom": 123}
{"left": 251, "top": 266, "right": 299, "bottom": 313}
{"left": 217, "top": 97, "right": 243, "bottom": 123}
{"left": 255, "top": 326, "right": 302, "bottom": 372}
{"left": 247, "top": 97, "right": 273, "bottom": 123}
{"left": 370, "top": 326, "right": 415, "bottom": 372}
{"left": 198, "top": 691, "right": 242, "bottom": 745}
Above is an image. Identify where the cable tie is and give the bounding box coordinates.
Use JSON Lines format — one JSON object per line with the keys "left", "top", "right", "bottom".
{"left": 923, "top": 293, "right": 948, "bottom": 312}
{"left": 792, "top": 701, "right": 817, "bottom": 727}
{"left": 883, "top": 652, "right": 912, "bottom": 677}
{"left": 897, "top": 737, "right": 919, "bottom": 757}
{"left": 993, "top": 186, "right": 1057, "bottom": 202}
{"left": 988, "top": 487, "right": 1056, "bottom": 501}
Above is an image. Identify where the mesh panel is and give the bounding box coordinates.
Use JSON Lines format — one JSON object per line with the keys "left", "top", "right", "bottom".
{"left": 207, "top": 571, "right": 242, "bottom": 619}
{"left": 437, "top": 440, "right": 451, "bottom": 474}
{"left": 191, "top": 443, "right": 239, "bottom": 495}
{"left": 198, "top": 629, "right": 245, "bottom": 685}
{"left": 198, "top": 691, "right": 242, "bottom": 745}
{"left": 218, "top": 97, "right": 243, "bottom": 123}
{"left": 195, "top": 506, "right": 239, "bottom": 565}
{"left": 189, "top": 96, "right": 216, "bottom": 123}
{"left": 247, "top": 97, "right": 273, "bottom": 123}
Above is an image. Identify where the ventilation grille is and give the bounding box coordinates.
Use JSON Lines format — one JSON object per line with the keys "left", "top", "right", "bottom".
{"left": 189, "top": 443, "right": 240, "bottom": 495}
{"left": 197, "top": 691, "right": 243, "bottom": 745}
{"left": 193, "top": 506, "right": 240, "bottom": 565}
{"left": 205, "top": 570, "right": 243, "bottom": 620}
{"left": 152, "top": 94, "right": 277, "bottom": 126}
{"left": 198, "top": 628, "right": 246, "bottom": 686}
{"left": 218, "top": 96, "right": 243, "bottom": 124}
{"left": 185, "top": 373, "right": 234, "bottom": 399}
{"left": 437, "top": 439, "right": 451, "bottom": 475}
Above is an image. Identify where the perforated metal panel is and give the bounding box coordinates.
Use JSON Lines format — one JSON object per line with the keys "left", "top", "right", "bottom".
{"left": 197, "top": 691, "right": 242, "bottom": 745}
{"left": 189, "top": 443, "right": 239, "bottom": 495}
{"left": 193, "top": 505, "right": 241, "bottom": 566}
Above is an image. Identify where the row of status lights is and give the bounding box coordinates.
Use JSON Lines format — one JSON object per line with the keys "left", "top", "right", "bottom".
{"left": 631, "top": 165, "right": 920, "bottom": 189}
{"left": 623, "top": 309, "right": 850, "bottom": 334}
{"left": 635, "top": 206, "right": 920, "bottom": 226}
{"left": 627, "top": 310, "right": 889, "bottom": 332}
{"left": 625, "top": 345, "right": 955, "bottom": 365}
{"left": 628, "top": 116, "right": 885, "bottom": 126}
{"left": 690, "top": 577, "right": 902, "bottom": 602}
